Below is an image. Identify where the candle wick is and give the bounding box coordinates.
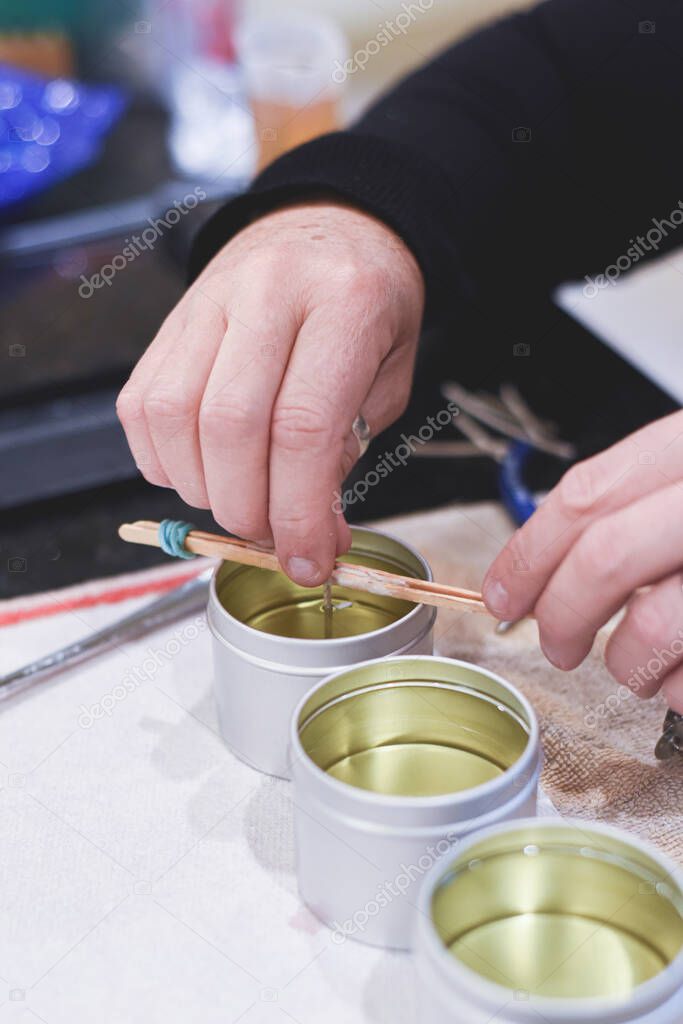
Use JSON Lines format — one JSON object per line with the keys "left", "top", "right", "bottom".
{"left": 323, "top": 580, "right": 333, "bottom": 639}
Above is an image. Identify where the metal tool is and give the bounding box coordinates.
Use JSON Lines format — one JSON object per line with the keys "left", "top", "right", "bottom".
{"left": 417, "top": 383, "right": 574, "bottom": 633}
{"left": 655, "top": 709, "right": 683, "bottom": 761}
{"left": 0, "top": 569, "right": 212, "bottom": 702}
{"left": 442, "top": 381, "right": 575, "bottom": 459}
{"left": 417, "top": 382, "right": 575, "bottom": 527}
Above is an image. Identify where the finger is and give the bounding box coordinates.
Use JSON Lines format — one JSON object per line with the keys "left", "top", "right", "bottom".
{"left": 199, "top": 276, "right": 300, "bottom": 544}
{"left": 534, "top": 483, "right": 683, "bottom": 670}
{"left": 270, "top": 301, "right": 408, "bottom": 585}
{"left": 483, "top": 411, "right": 683, "bottom": 622}
{"left": 117, "top": 309, "right": 188, "bottom": 486}
{"left": 335, "top": 347, "right": 415, "bottom": 516}
{"left": 357, "top": 344, "right": 415, "bottom": 440}
{"left": 142, "top": 289, "right": 226, "bottom": 508}
{"left": 339, "top": 430, "right": 363, "bottom": 485}
{"left": 605, "top": 573, "right": 683, "bottom": 698}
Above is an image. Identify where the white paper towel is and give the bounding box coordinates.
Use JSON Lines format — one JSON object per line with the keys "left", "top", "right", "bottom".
{"left": 0, "top": 563, "right": 422, "bottom": 1024}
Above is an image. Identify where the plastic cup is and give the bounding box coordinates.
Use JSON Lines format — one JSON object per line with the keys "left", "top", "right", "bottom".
{"left": 236, "top": 12, "right": 348, "bottom": 171}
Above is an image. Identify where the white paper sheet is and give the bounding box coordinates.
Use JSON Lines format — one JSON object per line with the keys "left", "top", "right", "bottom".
{"left": 556, "top": 247, "right": 683, "bottom": 404}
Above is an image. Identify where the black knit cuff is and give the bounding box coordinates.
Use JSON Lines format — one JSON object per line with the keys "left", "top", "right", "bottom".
{"left": 188, "top": 131, "right": 463, "bottom": 324}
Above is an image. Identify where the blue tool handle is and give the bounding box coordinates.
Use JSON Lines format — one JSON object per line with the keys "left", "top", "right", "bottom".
{"left": 499, "top": 441, "right": 537, "bottom": 526}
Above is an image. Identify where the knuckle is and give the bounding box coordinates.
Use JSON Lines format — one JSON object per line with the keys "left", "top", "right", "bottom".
{"left": 323, "top": 256, "right": 383, "bottom": 300}
{"left": 271, "top": 402, "right": 333, "bottom": 453}
{"left": 143, "top": 388, "right": 196, "bottom": 424}
{"left": 330, "top": 254, "right": 365, "bottom": 285}
{"left": 142, "top": 472, "right": 169, "bottom": 489}
{"left": 215, "top": 513, "right": 268, "bottom": 541}
{"left": 357, "top": 262, "right": 388, "bottom": 294}
{"left": 116, "top": 387, "right": 144, "bottom": 426}
{"left": 271, "top": 506, "right": 318, "bottom": 536}
{"left": 228, "top": 247, "right": 288, "bottom": 296}
{"left": 274, "top": 507, "right": 310, "bottom": 528}
{"left": 199, "top": 393, "right": 262, "bottom": 444}
{"left": 174, "top": 480, "right": 210, "bottom": 510}
{"left": 135, "top": 456, "right": 169, "bottom": 486}
{"left": 506, "top": 534, "right": 533, "bottom": 577}
{"left": 557, "top": 459, "right": 603, "bottom": 519}
{"left": 574, "top": 519, "right": 624, "bottom": 584}
{"left": 346, "top": 263, "right": 389, "bottom": 306}
{"left": 249, "top": 245, "right": 287, "bottom": 275}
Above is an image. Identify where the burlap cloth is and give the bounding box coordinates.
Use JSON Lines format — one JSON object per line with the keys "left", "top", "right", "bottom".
{"left": 375, "top": 501, "right": 683, "bottom": 863}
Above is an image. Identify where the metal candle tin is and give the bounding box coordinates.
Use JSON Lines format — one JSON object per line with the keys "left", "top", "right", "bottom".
{"left": 416, "top": 818, "right": 683, "bottom": 1023}
{"left": 207, "top": 527, "right": 435, "bottom": 778}
{"left": 290, "top": 655, "right": 542, "bottom": 950}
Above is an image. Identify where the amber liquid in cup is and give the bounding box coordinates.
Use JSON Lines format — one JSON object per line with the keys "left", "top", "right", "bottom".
{"left": 237, "top": 14, "right": 347, "bottom": 172}
{"left": 251, "top": 96, "right": 339, "bottom": 171}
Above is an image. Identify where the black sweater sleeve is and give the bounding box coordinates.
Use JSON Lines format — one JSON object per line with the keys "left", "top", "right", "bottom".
{"left": 190, "top": 0, "right": 683, "bottom": 322}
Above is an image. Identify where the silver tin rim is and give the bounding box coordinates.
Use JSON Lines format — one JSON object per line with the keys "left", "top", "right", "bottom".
{"left": 207, "top": 525, "right": 436, "bottom": 669}
{"left": 208, "top": 612, "right": 435, "bottom": 679}
{"left": 416, "top": 817, "right": 683, "bottom": 1023}
{"left": 289, "top": 655, "right": 542, "bottom": 828}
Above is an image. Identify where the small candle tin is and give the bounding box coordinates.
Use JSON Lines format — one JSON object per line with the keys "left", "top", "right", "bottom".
{"left": 416, "top": 818, "right": 683, "bottom": 1023}
{"left": 290, "top": 655, "right": 542, "bottom": 950}
{"left": 207, "top": 527, "right": 435, "bottom": 778}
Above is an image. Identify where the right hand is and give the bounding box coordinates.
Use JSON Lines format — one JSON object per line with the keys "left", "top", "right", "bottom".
{"left": 116, "top": 201, "right": 425, "bottom": 586}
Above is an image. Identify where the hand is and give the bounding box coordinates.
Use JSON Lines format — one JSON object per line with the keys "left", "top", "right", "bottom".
{"left": 483, "top": 410, "right": 683, "bottom": 712}
{"left": 116, "top": 202, "right": 424, "bottom": 585}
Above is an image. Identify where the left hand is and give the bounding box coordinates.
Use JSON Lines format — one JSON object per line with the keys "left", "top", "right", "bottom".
{"left": 483, "top": 409, "right": 683, "bottom": 712}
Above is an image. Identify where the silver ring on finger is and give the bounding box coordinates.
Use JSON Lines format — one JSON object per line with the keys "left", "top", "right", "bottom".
{"left": 352, "top": 414, "right": 371, "bottom": 458}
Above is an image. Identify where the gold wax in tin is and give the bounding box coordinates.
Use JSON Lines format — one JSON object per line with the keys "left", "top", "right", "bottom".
{"left": 432, "top": 827, "right": 683, "bottom": 999}
{"left": 217, "top": 553, "right": 414, "bottom": 640}
{"left": 298, "top": 663, "right": 530, "bottom": 798}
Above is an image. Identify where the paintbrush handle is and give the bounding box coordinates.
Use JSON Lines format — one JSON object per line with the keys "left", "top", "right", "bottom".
{"left": 0, "top": 571, "right": 212, "bottom": 700}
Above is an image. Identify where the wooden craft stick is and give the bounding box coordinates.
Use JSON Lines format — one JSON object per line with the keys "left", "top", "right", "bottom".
{"left": 118, "top": 520, "right": 492, "bottom": 616}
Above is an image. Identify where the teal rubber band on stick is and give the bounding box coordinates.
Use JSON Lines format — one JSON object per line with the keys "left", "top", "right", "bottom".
{"left": 158, "top": 519, "right": 197, "bottom": 559}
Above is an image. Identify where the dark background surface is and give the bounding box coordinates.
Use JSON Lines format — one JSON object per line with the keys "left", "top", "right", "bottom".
{"left": 0, "top": 103, "right": 676, "bottom": 599}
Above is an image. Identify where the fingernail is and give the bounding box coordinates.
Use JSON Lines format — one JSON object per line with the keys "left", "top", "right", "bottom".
{"left": 483, "top": 578, "right": 509, "bottom": 615}
{"left": 287, "top": 557, "right": 322, "bottom": 585}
